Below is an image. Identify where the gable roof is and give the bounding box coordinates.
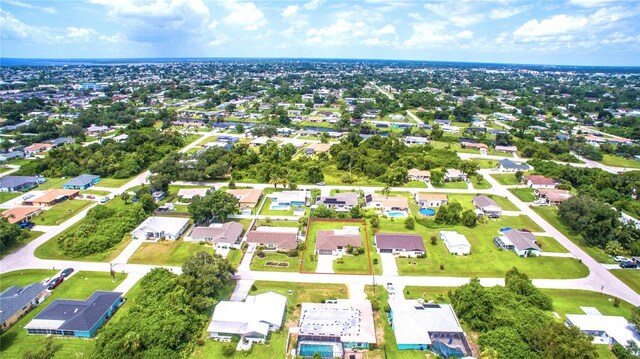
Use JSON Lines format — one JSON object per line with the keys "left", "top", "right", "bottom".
{"left": 316, "top": 230, "right": 361, "bottom": 251}
{"left": 525, "top": 175, "right": 556, "bottom": 186}
{"left": 503, "top": 229, "right": 540, "bottom": 251}
{"left": 389, "top": 301, "right": 464, "bottom": 346}
{"left": 375, "top": 233, "right": 425, "bottom": 252}
{"left": 0, "top": 176, "right": 40, "bottom": 189}
{"left": 2, "top": 206, "right": 40, "bottom": 224}
{"left": 408, "top": 168, "right": 430, "bottom": 177}
{"left": 499, "top": 158, "right": 529, "bottom": 170}
{"left": 370, "top": 195, "right": 408, "bottom": 209}
{"left": 416, "top": 193, "right": 448, "bottom": 202}
{"left": 190, "top": 221, "right": 243, "bottom": 243}
{"left": 316, "top": 192, "right": 359, "bottom": 207}
{"left": 227, "top": 189, "right": 263, "bottom": 207}
{"left": 63, "top": 174, "right": 100, "bottom": 188}
{"left": 472, "top": 195, "right": 501, "bottom": 210}
{"left": 0, "top": 283, "right": 47, "bottom": 325}
{"left": 246, "top": 231, "right": 298, "bottom": 250}
{"left": 28, "top": 189, "right": 79, "bottom": 205}
{"left": 208, "top": 292, "right": 287, "bottom": 336}
{"left": 566, "top": 314, "right": 640, "bottom": 346}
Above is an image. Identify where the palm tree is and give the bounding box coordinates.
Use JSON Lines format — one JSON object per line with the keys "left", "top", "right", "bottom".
{"left": 123, "top": 331, "right": 143, "bottom": 353}
{"left": 382, "top": 185, "right": 391, "bottom": 197}
{"left": 120, "top": 192, "right": 130, "bottom": 204}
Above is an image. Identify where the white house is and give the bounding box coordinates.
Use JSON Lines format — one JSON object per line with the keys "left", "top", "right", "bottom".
{"left": 525, "top": 175, "right": 557, "bottom": 189}
{"left": 566, "top": 314, "right": 640, "bottom": 347}
{"left": 408, "top": 168, "right": 430, "bottom": 181}
{"left": 207, "top": 292, "right": 287, "bottom": 343}
{"left": 131, "top": 216, "right": 190, "bottom": 241}
{"left": 498, "top": 158, "right": 529, "bottom": 172}
{"left": 440, "top": 231, "right": 471, "bottom": 255}
{"left": 415, "top": 193, "right": 448, "bottom": 208}
{"left": 493, "top": 229, "right": 541, "bottom": 257}
{"left": 375, "top": 233, "right": 426, "bottom": 258}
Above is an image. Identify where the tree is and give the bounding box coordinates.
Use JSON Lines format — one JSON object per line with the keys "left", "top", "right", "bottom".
{"left": 0, "top": 217, "right": 26, "bottom": 254}
{"left": 222, "top": 343, "right": 235, "bottom": 356}
{"left": 558, "top": 195, "right": 620, "bottom": 248}
{"left": 450, "top": 278, "right": 495, "bottom": 331}
{"left": 530, "top": 322, "right": 597, "bottom": 359}
{"left": 149, "top": 173, "right": 171, "bottom": 192}
{"left": 461, "top": 210, "right": 477, "bottom": 227}
{"left": 370, "top": 215, "right": 381, "bottom": 231}
{"left": 188, "top": 190, "right": 239, "bottom": 224}
{"left": 404, "top": 217, "right": 415, "bottom": 230}
{"left": 120, "top": 192, "right": 130, "bottom": 204}
{"left": 138, "top": 193, "right": 156, "bottom": 213}
{"left": 605, "top": 240, "right": 628, "bottom": 256}
{"left": 630, "top": 306, "right": 640, "bottom": 328}
{"left": 23, "top": 337, "right": 63, "bottom": 359}
{"left": 235, "top": 123, "right": 244, "bottom": 133}
{"left": 311, "top": 204, "right": 335, "bottom": 218}
{"left": 382, "top": 185, "right": 391, "bottom": 196}
{"left": 514, "top": 170, "right": 524, "bottom": 182}
{"left": 179, "top": 251, "right": 235, "bottom": 311}
{"left": 430, "top": 169, "right": 444, "bottom": 185}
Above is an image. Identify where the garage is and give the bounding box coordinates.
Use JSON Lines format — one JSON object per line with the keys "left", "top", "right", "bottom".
{"left": 379, "top": 248, "right": 393, "bottom": 253}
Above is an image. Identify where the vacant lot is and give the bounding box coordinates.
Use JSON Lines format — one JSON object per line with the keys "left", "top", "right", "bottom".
{"left": 35, "top": 231, "right": 131, "bottom": 263}
{"left": 444, "top": 193, "right": 519, "bottom": 211}
{"left": 35, "top": 199, "right": 93, "bottom": 226}
{"left": 509, "top": 187, "right": 537, "bottom": 202}
{"left": 128, "top": 239, "right": 214, "bottom": 266}
{"left": 609, "top": 269, "right": 640, "bottom": 295}
{"left": 490, "top": 173, "right": 523, "bottom": 186}
{"left": 0, "top": 191, "right": 21, "bottom": 204}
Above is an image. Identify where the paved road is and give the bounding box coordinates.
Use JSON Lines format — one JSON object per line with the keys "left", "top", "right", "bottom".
{"left": 405, "top": 110, "right": 424, "bottom": 125}
{"left": 0, "top": 164, "right": 19, "bottom": 178}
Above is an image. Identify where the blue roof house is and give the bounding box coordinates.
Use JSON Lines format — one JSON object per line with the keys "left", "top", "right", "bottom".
{"left": 0, "top": 176, "right": 46, "bottom": 192}
{"left": 25, "top": 291, "right": 123, "bottom": 337}
{"left": 63, "top": 174, "right": 101, "bottom": 190}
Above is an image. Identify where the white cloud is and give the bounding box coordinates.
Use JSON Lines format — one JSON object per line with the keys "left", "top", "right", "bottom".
{"left": 374, "top": 24, "right": 396, "bottom": 36}
{"left": 404, "top": 24, "right": 473, "bottom": 46}
{"left": 0, "top": 9, "right": 31, "bottom": 39}
{"left": 3, "top": 0, "right": 56, "bottom": 14}
{"left": 208, "top": 34, "right": 229, "bottom": 46}
{"left": 66, "top": 27, "right": 98, "bottom": 42}
{"left": 303, "top": 0, "right": 323, "bottom": 10}
{"left": 423, "top": 2, "right": 485, "bottom": 27}
{"left": 489, "top": 6, "right": 529, "bottom": 20}
{"left": 222, "top": 0, "right": 267, "bottom": 31}
{"left": 282, "top": 5, "right": 299, "bottom": 18}
{"left": 450, "top": 14, "right": 484, "bottom": 27}
{"left": 514, "top": 14, "right": 588, "bottom": 40}
{"left": 208, "top": 20, "right": 218, "bottom": 30}
{"left": 568, "top": 0, "right": 617, "bottom": 8}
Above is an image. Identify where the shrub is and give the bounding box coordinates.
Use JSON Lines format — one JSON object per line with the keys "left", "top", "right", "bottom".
{"left": 404, "top": 216, "right": 415, "bottom": 230}
{"left": 251, "top": 284, "right": 257, "bottom": 291}
{"left": 288, "top": 249, "right": 299, "bottom": 257}
{"left": 372, "top": 258, "right": 379, "bottom": 265}
{"left": 196, "top": 338, "right": 205, "bottom": 346}
{"left": 439, "top": 264, "right": 445, "bottom": 270}
{"left": 222, "top": 343, "right": 236, "bottom": 357}
{"left": 613, "top": 297, "right": 621, "bottom": 307}
{"left": 430, "top": 235, "right": 438, "bottom": 245}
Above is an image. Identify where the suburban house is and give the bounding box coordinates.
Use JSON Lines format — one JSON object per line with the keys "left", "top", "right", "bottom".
{"left": 227, "top": 189, "right": 264, "bottom": 209}
{"left": 23, "top": 143, "right": 54, "bottom": 157}
{"left": 24, "top": 189, "right": 79, "bottom": 207}
{"left": 444, "top": 169, "right": 467, "bottom": 182}
{"left": 472, "top": 195, "right": 502, "bottom": 217}
{"left": 495, "top": 145, "right": 518, "bottom": 154}
{"left": 2, "top": 206, "right": 42, "bottom": 225}
{"left": 304, "top": 143, "right": 332, "bottom": 155}
{"left": 25, "top": 291, "right": 123, "bottom": 337}
{"left": 494, "top": 229, "right": 541, "bottom": 257}
{"left": 246, "top": 227, "right": 299, "bottom": 250}
{"left": 315, "top": 226, "right": 361, "bottom": 255}
{"left": 177, "top": 188, "right": 209, "bottom": 201}
{"left": 388, "top": 300, "right": 470, "bottom": 357}
{"left": 402, "top": 136, "right": 429, "bottom": 146}
{"left": 415, "top": 193, "right": 448, "bottom": 208}
{"left": 315, "top": 192, "right": 359, "bottom": 211}
{"left": 63, "top": 174, "right": 101, "bottom": 190}
{"left": 86, "top": 124, "right": 109, "bottom": 134}
{"left": 270, "top": 190, "right": 308, "bottom": 207}
{"left": 152, "top": 191, "right": 165, "bottom": 203}
{"left": 498, "top": 158, "right": 529, "bottom": 172}
{"left": 525, "top": 175, "right": 557, "bottom": 189}
{"left": 566, "top": 314, "right": 640, "bottom": 347}
{"left": 250, "top": 137, "right": 271, "bottom": 147}
{"left": 189, "top": 221, "right": 244, "bottom": 249}
{"left": 0, "top": 151, "right": 25, "bottom": 162}
{"left": 434, "top": 119, "right": 451, "bottom": 125}
{"left": 0, "top": 283, "right": 49, "bottom": 331}
{"left": 439, "top": 231, "right": 471, "bottom": 255}
{"left": 442, "top": 125, "right": 461, "bottom": 133}
{"left": 366, "top": 194, "right": 409, "bottom": 215}
{"left": 49, "top": 137, "right": 75, "bottom": 147}
{"left": 131, "top": 216, "right": 190, "bottom": 240}
{"left": 461, "top": 141, "right": 488, "bottom": 154}
{"left": 0, "top": 176, "right": 46, "bottom": 192}
{"left": 375, "top": 233, "right": 426, "bottom": 258}
{"left": 297, "top": 300, "right": 376, "bottom": 358}
{"left": 534, "top": 189, "right": 574, "bottom": 205}
{"left": 208, "top": 292, "right": 287, "bottom": 343}
{"left": 408, "top": 168, "right": 430, "bottom": 181}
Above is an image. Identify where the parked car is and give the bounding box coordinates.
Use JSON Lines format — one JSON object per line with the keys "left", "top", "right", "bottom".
{"left": 99, "top": 196, "right": 110, "bottom": 204}
{"left": 613, "top": 256, "right": 629, "bottom": 262}
{"left": 488, "top": 213, "right": 500, "bottom": 219}
{"left": 47, "top": 276, "right": 64, "bottom": 290}
{"left": 619, "top": 261, "right": 638, "bottom": 269}
{"left": 61, "top": 268, "right": 74, "bottom": 277}
{"left": 22, "top": 194, "right": 34, "bottom": 200}
{"left": 317, "top": 182, "right": 325, "bottom": 186}
{"left": 86, "top": 195, "right": 96, "bottom": 199}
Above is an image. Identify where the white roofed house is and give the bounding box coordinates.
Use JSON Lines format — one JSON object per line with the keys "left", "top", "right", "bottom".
{"left": 131, "top": 216, "right": 190, "bottom": 241}
{"left": 189, "top": 221, "right": 244, "bottom": 249}
{"left": 415, "top": 193, "right": 448, "bottom": 208}
{"left": 270, "top": 190, "right": 308, "bottom": 207}
{"left": 565, "top": 314, "right": 640, "bottom": 347}
{"left": 207, "top": 292, "right": 287, "bottom": 343}
{"left": 493, "top": 229, "right": 541, "bottom": 257}
{"left": 444, "top": 169, "right": 466, "bottom": 182}
{"left": 472, "top": 195, "right": 502, "bottom": 218}
{"left": 407, "top": 168, "right": 430, "bottom": 181}
{"left": 439, "top": 231, "right": 471, "bottom": 255}
{"left": 177, "top": 188, "right": 209, "bottom": 202}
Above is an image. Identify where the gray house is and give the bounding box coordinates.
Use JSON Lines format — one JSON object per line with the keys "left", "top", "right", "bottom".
{"left": 1, "top": 283, "right": 49, "bottom": 331}
{"left": 0, "top": 176, "right": 46, "bottom": 192}
{"left": 498, "top": 158, "right": 529, "bottom": 172}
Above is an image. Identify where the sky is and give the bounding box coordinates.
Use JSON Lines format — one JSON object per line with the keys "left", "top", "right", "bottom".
{"left": 0, "top": 0, "right": 639, "bottom": 66}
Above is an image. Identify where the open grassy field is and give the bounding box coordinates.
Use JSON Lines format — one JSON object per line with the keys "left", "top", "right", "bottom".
{"left": 0, "top": 191, "right": 21, "bottom": 204}
{"left": 34, "top": 200, "right": 93, "bottom": 226}
{"left": 96, "top": 176, "right": 136, "bottom": 188}
{"left": 490, "top": 173, "right": 523, "bottom": 186}
{"left": 471, "top": 177, "right": 492, "bottom": 189}
{"left": 226, "top": 248, "right": 244, "bottom": 268}
{"left": 250, "top": 251, "right": 301, "bottom": 272}
{"left": 598, "top": 154, "right": 640, "bottom": 169}
{"left": 0, "top": 271, "right": 127, "bottom": 359}
{"left": 80, "top": 189, "right": 111, "bottom": 196}
{"left": 443, "top": 193, "right": 519, "bottom": 211}
{"left": 128, "top": 239, "right": 214, "bottom": 266}
{"left": 394, "top": 216, "right": 587, "bottom": 278}
{"left": 36, "top": 178, "right": 67, "bottom": 190}
{"left": 509, "top": 187, "right": 536, "bottom": 202}
{"left": 540, "top": 288, "right": 635, "bottom": 318}
{"left": 321, "top": 164, "right": 385, "bottom": 186}
{"left": 535, "top": 236, "right": 569, "bottom": 253}
{"left": 0, "top": 230, "right": 44, "bottom": 259}
{"left": 433, "top": 181, "right": 468, "bottom": 190}
{"left": 401, "top": 180, "right": 428, "bottom": 188}
{"left": 191, "top": 281, "right": 348, "bottom": 359}
{"left": 609, "top": 269, "right": 640, "bottom": 294}
{"left": 532, "top": 206, "right": 615, "bottom": 264}
{"left": 0, "top": 269, "right": 58, "bottom": 292}
{"left": 35, "top": 232, "right": 131, "bottom": 263}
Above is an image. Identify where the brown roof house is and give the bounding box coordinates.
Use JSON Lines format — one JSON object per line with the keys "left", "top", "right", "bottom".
{"left": 227, "top": 189, "right": 263, "bottom": 209}
{"left": 534, "top": 189, "right": 574, "bottom": 205}
{"left": 366, "top": 194, "right": 409, "bottom": 216}
{"left": 315, "top": 226, "right": 362, "bottom": 255}
{"left": 408, "top": 168, "right": 430, "bottom": 181}
{"left": 415, "top": 193, "right": 448, "bottom": 208}
{"left": 375, "top": 233, "right": 425, "bottom": 258}
{"left": 2, "top": 207, "right": 42, "bottom": 224}
{"left": 246, "top": 227, "right": 299, "bottom": 250}
{"left": 189, "top": 221, "right": 244, "bottom": 249}
{"left": 24, "top": 189, "right": 79, "bottom": 207}
{"left": 525, "top": 175, "right": 557, "bottom": 189}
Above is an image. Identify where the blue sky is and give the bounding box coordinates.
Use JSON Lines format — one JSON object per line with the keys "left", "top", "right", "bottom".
{"left": 1, "top": 0, "right": 639, "bottom": 66}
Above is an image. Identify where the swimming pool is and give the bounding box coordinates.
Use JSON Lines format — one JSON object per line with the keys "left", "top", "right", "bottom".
{"left": 270, "top": 204, "right": 290, "bottom": 211}
{"left": 420, "top": 208, "right": 436, "bottom": 216}
{"left": 298, "top": 343, "right": 334, "bottom": 358}
{"left": 386, "top": 211, "right": 407, "bottom": 217}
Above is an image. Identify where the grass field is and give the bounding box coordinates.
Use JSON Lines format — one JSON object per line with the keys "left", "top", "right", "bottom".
{"left": 226, "top": 248, "right": 244, "bottom": 268}
{"left": 598, "top": 154, "right": 640, "bottom": 169}
{"left": 532, "top": 206, "right": 615, "bottom": 264}
{"left": 322, "top": 164, "right": 385, "bottom": 186}
{"left": 128, "top": 239, "right": 214, "bottom": 266}
{"left": 394, "top": 216, "right": 587, "bottom": 278}
{"left": 0, "top": 191, "right": 21, "bottom": 204}
{"left": 540, "top": 288, "right": 635, "bottom": 319}
{"left": 433, "top": 181, "right": 469, "bottom": 190}
{"left": 472, "top": 177, "right": 492, "bottom": 189}
{"left": 34, "top": 200, "right": 93, "bottom": 226}
{"left": 609, "top": 269, "right": 640, "bottom": 294}
{"left": 80, "top": 189, "right": 111, "bottom": 196}
{"left": 401, "top": 180, "right": 428, "bottom": 188}
{"left": 535, "top": 236, "right": 569, "bottom": 253}
{"left": 191, "top": 281, "right": 348, "bottom": 359}
{"left": 0, "top": 271, "right": 126, "bottom": 359}
{"left": 250, "top": 251, "right": 301, "bottom": 272}
{"left": 0, "top": 230, "right": 44, "bottom": 259}
{"left": 35, "top": 232, "right": 131, "bottom": 263}
{"left": 0, "top": 269, "right": 58, "bottom": 292}
{"left": 509, "top": 187, "right": 537, "bottom": 202}
{"left": 443, "top": 193, "right": 519, "bottom": 211}
{"left": 36, "top": 178, "right": 67, "bottom": 190}
{"left": 96, "top": 177, "right": 135, "bottom": 188}
{"left": 490, "top": 173, "right": 523, "bottom": 186}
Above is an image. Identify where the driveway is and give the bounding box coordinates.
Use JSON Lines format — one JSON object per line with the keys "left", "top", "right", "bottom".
{"left": 316, "top": 255, "right": 335, "bottom": 273}
{"left": 379, "top": 253, "right": 398, "bottom": 276}
{"left": 230, "top": 279, "right": 255, "bottom": 301}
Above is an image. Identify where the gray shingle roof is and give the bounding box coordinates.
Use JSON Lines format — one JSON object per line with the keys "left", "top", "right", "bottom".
{"left": 63, "top": 174, "right": 100, "bottom": 187}
{"left": 499, "top": 158, "right": 529, "bottom": 170}
{"left": 472, "top": 195, "right": 500, "bottom": 209}
{"left": 0, "top": 176, "right": 40, "bottom": 189}
{"left": 503, "top": 229, "right": 540, "bottom": 252}
{"left": 0, "top": 283, "right": 47, "bottom": 324}
{"left": 375, "top": 233, "right": 426, "bottom": 252}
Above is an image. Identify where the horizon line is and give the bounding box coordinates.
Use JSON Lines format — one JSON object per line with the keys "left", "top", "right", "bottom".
{"left": 1, "top": 56, "right": 639, "bottom": 69}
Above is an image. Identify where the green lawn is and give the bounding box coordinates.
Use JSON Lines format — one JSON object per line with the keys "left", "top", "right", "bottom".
{"left": 394, "top": 216, "right": 587, "bottom": 278}
{"left": 34, "top": 200, "right": 93, "bottom": 226}
{"left": 472, "top": 177, "right": 492, "bottom": 189}
{"left": 0, "top": 191, "right": 21, "bottom": 204}
{"left": 0, "top": 269, "right": 58, "bottom": 292}
{"left": 443, "top": 193, "right": 519, "bottom": 211}
{"left": 509, "top": 187, "right": 537, "bottom": 202}
{"left": 401, "top": 180, "right": 427, "bottom": 188}
{"left": 532, "top": 206, "right": 615, "bottom": 264}
{"left": 226, "top": 248, "right": 244, "bottom": 269}
{"left": 35, "top": 232, "right": 131, "bottom": 263}
{"left": 36, "top": 178, "right": 67, "bottom": 190}
{"left": 255, "top": 219, "right": 300, "bottom": 228}
{"left": 490, "top": 173, "right": 523, "bottom": 186}
{"left": 598, "top": 154, "right": 640, "bottom": 169}
{"left": 0, "top": 271, "right": 126, "bottom": 359}
{"left": 250, "top": 251, "right": 300, "bottom": 272}
{"left": 540, "top": 289, "right": 635, "bottom": 319}
{"left": 535, "top": 236, "right": 569, "bottom": 253}
{"left": 472, "top": 159, "right": 499, "bottom": 169}
{"left": 80, "top": 189, "right": 111, "bottom": 196}
{"left": 96, "top": 177, "right": 135, "bottom": 188}
{"left": 610, "top": 269, "right": 640, "bottom": 294}
{"left": 433, "top": 181, "right": 468, "bottom": 189}
{"left": 0, "top": 230, "right": 44, "bottom": 258}
{"left": 321, "top": 165, "right": 385, "bottom": 186}
{"left": 192, "top": 281, "right": 348, "bottom": 359}
{"left": 128, "top": 239, "right": 214, "bottom": 266}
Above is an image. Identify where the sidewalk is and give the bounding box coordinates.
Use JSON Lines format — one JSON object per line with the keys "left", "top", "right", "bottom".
{"left": 111, "top": 239, "right": 145, "bottom": 265}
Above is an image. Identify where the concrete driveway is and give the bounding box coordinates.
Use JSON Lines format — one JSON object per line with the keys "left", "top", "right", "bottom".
{"left": 316, "top": 255, "right": 335, "bottom": 273}
{"left": 380, "top": 253, "right": 398, "bottom": 276}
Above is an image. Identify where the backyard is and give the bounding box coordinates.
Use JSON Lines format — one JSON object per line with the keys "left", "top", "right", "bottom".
{"left": 0, "top": 271, "right": 127, "bottom": 359}
{"left": 443, "top": 193, "right": 519, "bottom": 211}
